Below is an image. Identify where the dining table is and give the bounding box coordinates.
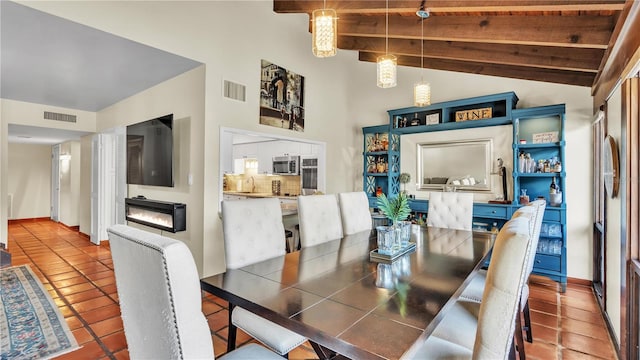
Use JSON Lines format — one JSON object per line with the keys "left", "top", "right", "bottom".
{"left": 200, "top": 225, "right": 495, "bottom": 360}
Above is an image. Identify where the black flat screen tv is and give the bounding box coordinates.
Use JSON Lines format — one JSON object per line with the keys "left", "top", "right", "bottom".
{"left": 126, "top": 114, "right": 174, "bottom": 187}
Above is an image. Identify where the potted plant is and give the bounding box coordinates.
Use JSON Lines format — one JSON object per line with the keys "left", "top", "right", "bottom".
{"left": 376, "top": 192, "right": 411, "bottom": 224}
{"left": 376, "top": 192, "right": 412, "bottom": 252}
{"left": 399, "top": 173, "right": 411, "bottom": 194}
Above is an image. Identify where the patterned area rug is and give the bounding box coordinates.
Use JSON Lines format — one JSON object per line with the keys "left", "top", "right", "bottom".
{"left": 0, "top": 265, "right": 79, "bottom": 359}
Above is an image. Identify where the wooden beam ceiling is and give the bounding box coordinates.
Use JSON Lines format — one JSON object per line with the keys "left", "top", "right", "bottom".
{"left": 274, "top": 0, "right": 626, "bottom": 87}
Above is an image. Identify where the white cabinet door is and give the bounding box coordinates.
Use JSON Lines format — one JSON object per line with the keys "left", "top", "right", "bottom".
{"left": 223, "top": 194, "right": 247, "bottom": 201}
{"left": 285, "top": 141, "right": 300, "bottom": 155}
{"left": 299, "top": 142, "right": 312, "bottom": 155}
{"left": 258, "top": 154, "right": 272, "bottom": 174}
{"left": 233, "top": 143, "right": 258, "bottom": 159}
{"left": 256, "top": 142, "right": 273, "bottom": 174}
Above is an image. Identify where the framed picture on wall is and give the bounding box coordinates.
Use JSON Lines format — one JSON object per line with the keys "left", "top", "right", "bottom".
{"left": 259, "top": 59, "right": 305, "bottom": 132}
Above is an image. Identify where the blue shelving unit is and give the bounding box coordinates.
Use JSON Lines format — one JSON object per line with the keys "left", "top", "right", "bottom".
{"left": 363, "top": 92, "right": 568, "bottom": 291}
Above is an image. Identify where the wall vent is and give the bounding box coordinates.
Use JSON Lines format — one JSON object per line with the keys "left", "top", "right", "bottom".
{"left": 44, "top": 111, "right": 77, "bottom": 123}
{"left": 223, "top": 80, "right": 246, "bottom": 102}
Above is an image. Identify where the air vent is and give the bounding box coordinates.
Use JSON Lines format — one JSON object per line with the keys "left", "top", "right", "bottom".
{"left": 223, "top": 80, "right": 246, "bottom": 102}
{"left": 44, "top": 111, "right": 77, "bottom": 123}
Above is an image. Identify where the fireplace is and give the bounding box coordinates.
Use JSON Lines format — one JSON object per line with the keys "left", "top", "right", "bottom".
{"left": 125, "top": 197, "right": 186, "bottom": 233}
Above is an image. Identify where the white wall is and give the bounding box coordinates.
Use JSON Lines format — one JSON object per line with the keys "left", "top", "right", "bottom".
{"left": 79, "top": 135, "right": 92, "bottom": 236}
{"left": 1, "top": 99, "right": 96, "bottom": 246}
{"left": 7, "top": 143, "right": 51, "bottom": 219}
{"left": 23, "top": 1, "right": 355, "bottom": 276}
{"left": 13, "top": 1, "right": 595, "bottom": 281}
{"left": 605, "top": 86, "right": 622, "bottom": 342}
{"left": 94, "top": 66, "right": 207, "bottom": 273}
{"left": 348, "top": 66, "right": 595, "bottom": 281}
{"left": 58, "top": 141, "right": 81, "bottom": 227}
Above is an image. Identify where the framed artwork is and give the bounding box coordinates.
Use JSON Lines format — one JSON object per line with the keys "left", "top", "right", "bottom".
{"left": 259, "top": 59, "right": 305, "bottom": 132}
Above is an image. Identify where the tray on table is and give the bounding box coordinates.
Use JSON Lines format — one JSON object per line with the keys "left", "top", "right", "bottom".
{"left": 370, "top": 242, "right": 417, "bottom": 262}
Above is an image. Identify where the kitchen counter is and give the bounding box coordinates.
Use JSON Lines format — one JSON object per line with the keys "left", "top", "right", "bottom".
{"left": 223, "top": 191, "right": 298, "bottom": 200}
{"left": 223, "top": 191, "right": 298, "bottom": 217}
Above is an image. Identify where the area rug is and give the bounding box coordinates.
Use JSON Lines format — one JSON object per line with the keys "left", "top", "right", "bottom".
{"left": 0, "top": 265, "right": 79, "bottom": 360}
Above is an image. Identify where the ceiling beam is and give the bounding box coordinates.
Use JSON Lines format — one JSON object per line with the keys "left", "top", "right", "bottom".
{"left": 339, "top": 37, "right": 603, "bottom": 72}
{"left": 592, "top": 0, "right": 640, "bottom": 107}
{"left": 338, "top": 14, "right": 614, "bottom": 48}
{"left": 274, "top": 1, "right": 625, "bottom": 15}
{"left": 358, "top": 52, "right": 596, "bottom": 87}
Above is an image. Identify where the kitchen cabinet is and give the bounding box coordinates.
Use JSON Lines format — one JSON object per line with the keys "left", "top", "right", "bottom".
{"left": 233, "top": 140, "right": 320, "bottom": 175}
{"left": 233, "top": 143, "right": 258, "bottom": 160}
{"left": 223, "top": 194, "right": 247, "bottom": 201}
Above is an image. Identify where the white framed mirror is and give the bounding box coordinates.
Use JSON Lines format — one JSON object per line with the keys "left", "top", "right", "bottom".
{"left": 417, "top": 139, "right": 493, "bottom": 191}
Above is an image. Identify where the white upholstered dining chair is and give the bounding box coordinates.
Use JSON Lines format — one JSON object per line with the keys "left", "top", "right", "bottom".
{"left": 426, "top": 192, "right": 474, "bottom": 231}
{"left": 338, "top": 191, "right": 372, "bottom": 235}
{"left": 407, "top": 215, "right": 533, "bottom": 359}
{"left": 298, "top": 194, "right": 343, "bottom": 248}
{"left": 107, "top": 224, "right": 282, "bottom": 360}
{"left": 459, "top": 199, "right": 546, "bottom": 346}
{"left": 221, "top": 198, "right": 307, "bottom": 357}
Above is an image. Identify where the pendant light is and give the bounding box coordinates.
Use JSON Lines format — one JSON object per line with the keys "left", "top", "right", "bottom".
{"left": 312, "top": 0, "right": 337, "bottom": 58}
{"left": 377, "top": 0, "right": 397, "bottom": 88}
{"left": 414, "top": 7, "right": 431, "bottom": 106}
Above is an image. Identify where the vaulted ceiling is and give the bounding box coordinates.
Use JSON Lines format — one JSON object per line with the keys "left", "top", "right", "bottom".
{"left": 273, "top": 0, "right": 627, "bottom": 87}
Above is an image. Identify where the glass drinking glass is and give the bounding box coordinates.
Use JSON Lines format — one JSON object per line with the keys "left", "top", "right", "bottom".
{"left": 376, "top": 226, "right": 395, "bottom": 255}
{"left": 398, "top": 221, "right": 412, "bottom": 248}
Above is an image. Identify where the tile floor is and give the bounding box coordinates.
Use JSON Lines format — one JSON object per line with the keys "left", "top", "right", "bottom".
{"left": 5, "top": 219, "right": 618, "bottom": 359}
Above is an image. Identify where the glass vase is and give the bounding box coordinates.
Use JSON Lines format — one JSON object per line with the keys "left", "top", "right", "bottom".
{"left": 376, "top": 226, "right": 395, "bottom": 255}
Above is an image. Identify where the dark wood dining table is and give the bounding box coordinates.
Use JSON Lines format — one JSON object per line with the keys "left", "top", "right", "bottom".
{"left": 200, "top": 226, "right": 494, "bottom": 360}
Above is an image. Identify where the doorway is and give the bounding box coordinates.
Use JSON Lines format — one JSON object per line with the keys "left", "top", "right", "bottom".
{"left": 90, "top": 127, "right": 126, "bottom": 245}
{"left": 51, "top": 144, "right": 60, "bottom": 222}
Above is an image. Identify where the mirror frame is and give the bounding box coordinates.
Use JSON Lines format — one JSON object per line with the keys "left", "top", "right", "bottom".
{"left": 416, "top": 139, "right": 493, "bottom": 192}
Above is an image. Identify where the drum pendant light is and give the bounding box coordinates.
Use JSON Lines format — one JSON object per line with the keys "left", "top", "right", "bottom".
{"left": 312, "top": 0, "right": 337, "bottom": 58}
{"left": 414, "top": 7, "right": 431, "bottom": 106}
{"left": 377, "top": 0, "right": 397, "bottom": 88}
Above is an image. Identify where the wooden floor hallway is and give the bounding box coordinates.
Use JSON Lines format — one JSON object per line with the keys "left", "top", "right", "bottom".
{"left": 5, "top": 219, "right": 618, "bottom": 359}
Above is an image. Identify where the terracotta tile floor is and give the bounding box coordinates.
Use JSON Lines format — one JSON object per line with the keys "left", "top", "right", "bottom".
{"left": 5, "top": 219, "right": 618, "bottom": 359}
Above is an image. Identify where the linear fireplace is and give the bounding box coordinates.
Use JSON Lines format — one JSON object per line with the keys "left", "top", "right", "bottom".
{"left": 125, "top": 197, "right": 186, "bottom": 233}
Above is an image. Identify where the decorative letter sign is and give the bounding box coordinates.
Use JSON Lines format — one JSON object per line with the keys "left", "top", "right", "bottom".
{"left": 455, "top": 107, "right": 492, "bottom": 122}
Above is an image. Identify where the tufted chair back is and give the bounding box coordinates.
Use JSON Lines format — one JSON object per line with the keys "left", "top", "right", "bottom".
{"left": 474, "top": 215, "right": 533, "bottom": 358}
{"left": 512, "top": 199, "right": 546, "bottom": 278}
{"left": 338, "top": 191, "right": 372, "bottom": 235}
{"left": 222, "top": 198, "right": 286, "bottom": 269}
{"left": 426, "top": 192, "right": 474, "bottom": 231}
{"left": 107, "top": 225, "right": 214, "bottom": 359}
{"left": 298, "top": 194, "right": 344, "bottom": 248}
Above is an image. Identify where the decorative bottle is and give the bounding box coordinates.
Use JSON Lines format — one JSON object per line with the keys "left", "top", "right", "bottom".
{"left": 550, "top": 176, "right": 558, "bottom": 194}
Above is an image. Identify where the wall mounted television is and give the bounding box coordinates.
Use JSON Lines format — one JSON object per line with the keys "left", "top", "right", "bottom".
{"left": 126, "top": 114, "right": 174, "bottom": 187}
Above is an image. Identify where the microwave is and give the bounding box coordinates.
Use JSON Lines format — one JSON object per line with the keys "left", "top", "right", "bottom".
{"left": 273, "top": 155, "right": 299, "bottom": 175}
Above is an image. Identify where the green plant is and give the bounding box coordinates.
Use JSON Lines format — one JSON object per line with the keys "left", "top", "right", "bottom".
{"left": 399, "top": 172, "right": 411, "bottom": 184}
{"left": 376, "top": 192, "right": 411, "bottom": 224}
{"left": 399, "top": 173, "right": 411, "bottom": 193}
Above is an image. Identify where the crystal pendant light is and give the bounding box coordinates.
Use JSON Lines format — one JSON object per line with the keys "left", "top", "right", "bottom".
{"left": 414, "top": 8, "right": 431, "bottom": 106}
{"left": 377, "top": 0, "right": 397, "bottom": 88}
{"left": 312, "top": 1, "right": 337, "bottom": 58}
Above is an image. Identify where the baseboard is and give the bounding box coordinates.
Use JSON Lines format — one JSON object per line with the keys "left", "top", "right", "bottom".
{"left": 567, "top": 277, "right": 592, "bottom": 286}
{"left": 59, "top": 223, "right": 80, "bottom": 232}
{"left": 8, "top": 217, "right": 50, "bottom": 224}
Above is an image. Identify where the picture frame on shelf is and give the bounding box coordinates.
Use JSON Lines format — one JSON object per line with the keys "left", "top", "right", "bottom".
{"left": 532, "top": 131, "right": 559, "bottom": 143}
{"left": 426, "top": 113, "right": 439, "bottom": 125}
